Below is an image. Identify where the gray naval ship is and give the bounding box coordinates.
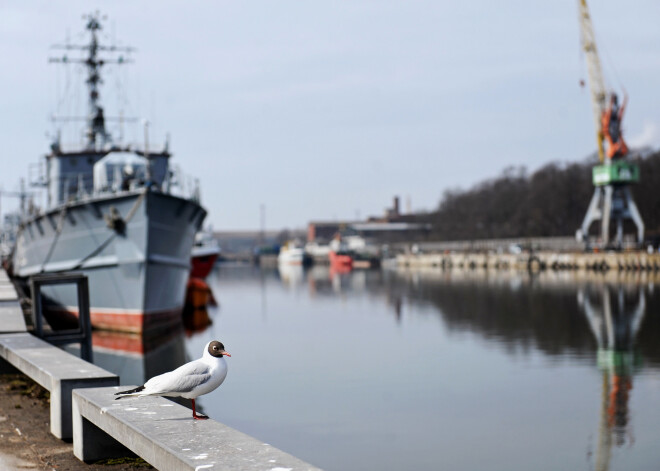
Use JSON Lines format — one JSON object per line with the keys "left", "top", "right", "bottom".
{"left": 10, "top": 13, "right": 206, "bottom": 333}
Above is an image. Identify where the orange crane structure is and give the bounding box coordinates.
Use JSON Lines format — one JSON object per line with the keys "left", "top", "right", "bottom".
{"left": 576, "top": 0, "right": 644, "bottom": 249}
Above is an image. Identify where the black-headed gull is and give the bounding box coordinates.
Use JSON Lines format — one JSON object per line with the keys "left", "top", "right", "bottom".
{"left": 115, "top": 340, "right": 231, "bottom": 420}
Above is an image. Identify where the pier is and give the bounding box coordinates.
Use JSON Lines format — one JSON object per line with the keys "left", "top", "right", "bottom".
{"left": 394, "top": 250, "right": 660, "bottom": 272}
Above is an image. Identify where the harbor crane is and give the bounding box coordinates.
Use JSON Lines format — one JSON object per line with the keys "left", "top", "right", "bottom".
{"left": 576, "top": 0, "right": 644, "bottom": 249}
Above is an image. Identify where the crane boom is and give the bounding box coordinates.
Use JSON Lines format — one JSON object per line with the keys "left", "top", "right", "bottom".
{"left": 578, "top": 0, "right": 607, "bottom": 162}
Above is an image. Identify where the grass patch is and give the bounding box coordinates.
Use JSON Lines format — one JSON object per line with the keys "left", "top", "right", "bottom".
{"left": 8, "top": 378, "right": 29, "bottom": 390}
{"left": 94, "top": 457, "right": 153, "bottom": 467}
{"left": 5, "top": 374, "right": 50, "bottom": 404}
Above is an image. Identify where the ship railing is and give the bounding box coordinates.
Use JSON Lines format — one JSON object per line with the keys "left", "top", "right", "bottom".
{"left": 89, "top": 164, "right": 200, "bottom": 202}
{"left": 53, "top": 141, "right": 169, "bottom": 155}
{"left": 55, "top": 169, "right": 201, "bottom": 204}
{"left": 166, "top": 164, "right": 201, "bottom": 203}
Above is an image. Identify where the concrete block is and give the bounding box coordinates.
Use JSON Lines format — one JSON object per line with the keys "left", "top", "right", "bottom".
{"left": 0, "top": 333, "right": 118, "bottom": 439}
{"left": 0, "top": 274, "right": 18, "bottom": 299}
{"left": 72, "top": 396, "right": 135, "bottom": 461}
{"left": 0, "top": 288, "right": 18, "bottom": 301}
{"left": 73, "top": 386, "right": 323, "bottom": 471}
{"left": 0, "top": 300, "right": 27, "bottom": 333}
{"left": 0, "top": 271, "right": 25, "bottom": 333}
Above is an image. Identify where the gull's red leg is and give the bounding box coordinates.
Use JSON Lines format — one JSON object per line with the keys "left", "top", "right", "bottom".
{"left": 192, "top": 398, "right": 209, "bottom": 420}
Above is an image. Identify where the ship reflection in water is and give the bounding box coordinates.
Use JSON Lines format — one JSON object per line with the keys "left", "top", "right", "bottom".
{"left": 65, "top": 280, "right": 216, "bottom": 388}
{"left": 90, "top": 328, "right": 187, "bottom": 387}
{"left": 83, "top": 266, "right": 660, "bottom": 471}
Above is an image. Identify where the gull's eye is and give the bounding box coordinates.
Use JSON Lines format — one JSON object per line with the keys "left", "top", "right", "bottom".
{"left": 213, "top": 346, "right": 218, "bottom": 350}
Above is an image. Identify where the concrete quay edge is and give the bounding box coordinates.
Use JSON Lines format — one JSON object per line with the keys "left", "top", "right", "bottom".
{"left": 73, "top": 386, "right": 323, "bottom": 471}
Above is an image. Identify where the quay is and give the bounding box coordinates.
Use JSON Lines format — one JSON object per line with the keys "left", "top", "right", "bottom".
{"left": 394, "top": 250, "right": 660, "bottom": 272}
{"left": 0, "top": 268, "right": 321, "bottom": 470}
{"left": 0, "top": 269, "right": 26, "bottom": 333}
{"left": 0, "top": 332, "right": 118, "bottom": 439}
{"left": 74, "top": 387, "right": 320, "bottom": 471}
{"left": 217, "top": 231, "right": 660, "bottom": 273}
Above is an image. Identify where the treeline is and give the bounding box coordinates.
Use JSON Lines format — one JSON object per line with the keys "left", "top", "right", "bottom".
{"left": 414, "top": 149, "right": 660, "bottom": 241}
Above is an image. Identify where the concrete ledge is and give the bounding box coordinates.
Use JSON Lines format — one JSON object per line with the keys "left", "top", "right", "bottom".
{"left": 0, "top": 300, "right": 27, "bottom": 333}
{"left": 0, "top": 284, "right": 19, "bottom": 301}
{"left": 73, "top": 386, "right": 323, "bottom": 471}
{"left": 0, "top": 270, "right": 26, "bottom": 333}
{"left": 0, "top": 333, "right": 118, "bottom": 439}
{"left": 0, "top": 272, "right": 19, "bottom": 301}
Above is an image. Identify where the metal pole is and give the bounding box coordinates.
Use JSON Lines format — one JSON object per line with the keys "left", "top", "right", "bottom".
{"left": 601, "top": 185, "right": 613, "bottom": 246}
{"left": 30, "top": 278, "right": 44, "bottom": 337}
{"left": 143, "top": 120, "right": 151, "bottom": 184}
{"left": 77, "top": 276, "right": 93, "bottom": 362}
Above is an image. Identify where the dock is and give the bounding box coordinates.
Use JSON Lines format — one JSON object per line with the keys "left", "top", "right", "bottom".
{"left": 395, "top": 251, "right": 660, "bottom": 272}
{"left": 0, "top": 269, "right": 26, "bottom": 334}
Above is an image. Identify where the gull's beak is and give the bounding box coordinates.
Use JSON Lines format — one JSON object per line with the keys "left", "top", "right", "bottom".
{"left": 222, "top": 351, "right": 231, "bottom": 357}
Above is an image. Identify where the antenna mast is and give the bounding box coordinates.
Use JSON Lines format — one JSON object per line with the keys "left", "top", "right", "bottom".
{"left": 49, "top": 12, "right": 134, "bottom": 150}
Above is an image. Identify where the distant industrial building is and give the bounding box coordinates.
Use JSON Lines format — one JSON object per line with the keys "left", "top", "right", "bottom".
{"left": 307, "top": 196, "right": 431, "bottom": 244}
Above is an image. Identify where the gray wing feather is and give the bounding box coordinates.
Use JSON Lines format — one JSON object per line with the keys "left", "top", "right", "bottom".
{"left": 143, "top": 360, "right": 212, "bottom": 395}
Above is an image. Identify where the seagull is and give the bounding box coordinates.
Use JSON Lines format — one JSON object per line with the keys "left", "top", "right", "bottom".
{"left": 114, "top": 340, "right": 231, "bottom": 420}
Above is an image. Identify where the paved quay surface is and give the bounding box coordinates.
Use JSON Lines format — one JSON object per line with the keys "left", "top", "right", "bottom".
{"left": 0, "top": 373, "right": 151, "bottom": 471}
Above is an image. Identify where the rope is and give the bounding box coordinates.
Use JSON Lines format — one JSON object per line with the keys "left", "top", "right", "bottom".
{"left": 592, "top": 26, "right": 625, "bottom": 92}
{"left": 40, "top": 203, "right": 70, "bottom": 273}
{"left": 123, "top": 188, "right": 147, "bottom": 222}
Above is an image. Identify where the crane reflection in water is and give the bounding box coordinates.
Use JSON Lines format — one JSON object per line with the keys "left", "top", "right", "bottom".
{"left": 579, "top": 284, "right": 645, "bottom": 471}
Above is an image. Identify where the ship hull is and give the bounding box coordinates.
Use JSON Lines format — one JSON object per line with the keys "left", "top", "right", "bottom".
{"left": 12, "top": 189, "right": 206, "bottom": 333}
{"left": 190, "top": 248, "right": 219, "bottom": 280}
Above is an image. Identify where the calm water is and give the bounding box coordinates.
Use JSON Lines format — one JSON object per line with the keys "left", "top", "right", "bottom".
{"left": 91, "top": 266, "right": 660, "bottom": 471}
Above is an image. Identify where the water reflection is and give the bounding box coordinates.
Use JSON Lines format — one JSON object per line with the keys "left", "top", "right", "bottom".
{"left": 273, "top": 264, "right": 660, "bottom": 366}
{"left": 183, "top": 279, "right": 216, "bottom": 334}
{"left": 579, "top": 284, "right": 645, "bottom": 471}
{"left": 90, "top": 328, "right": 188, "bottom": 386}
{"left": 382, "top": 269, "right": 660, "bottom": 364}
{"left": 277, "top": 263, "right": 305, "bottom": 288}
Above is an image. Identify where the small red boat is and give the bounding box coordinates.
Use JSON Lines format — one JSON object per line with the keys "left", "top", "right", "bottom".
{"left": 329, "top": 250, "right": 353, "bottom": 270}
{"left": 190, "top": 231, "right": 220, "bottom": 279}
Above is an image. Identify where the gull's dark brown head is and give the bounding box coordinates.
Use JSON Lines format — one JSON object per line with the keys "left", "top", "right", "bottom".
{"left": 208, "top": 340, "right": 231, "bottom": 358}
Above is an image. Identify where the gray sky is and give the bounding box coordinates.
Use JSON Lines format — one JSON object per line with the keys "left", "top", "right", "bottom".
{"left": 1, "top": 1, "right": 659, "bottom": 230}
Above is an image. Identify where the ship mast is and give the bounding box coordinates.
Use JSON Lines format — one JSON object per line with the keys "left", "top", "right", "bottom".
{"left": 50, "top": 12, "right": 134, "bottom": 151}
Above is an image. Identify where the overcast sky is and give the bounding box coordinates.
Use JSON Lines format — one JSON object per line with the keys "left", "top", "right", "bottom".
{"left": 1, "top": 1, "right": 659, "bottom": 230}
